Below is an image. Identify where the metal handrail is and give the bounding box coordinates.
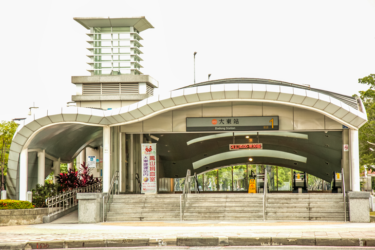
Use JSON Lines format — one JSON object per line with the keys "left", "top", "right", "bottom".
{"left": 194, "top": 172, "right": 199, "bottom": 193}
{"left": 342, "top": 168, "right": 347, "bottom": 222}
{"left": 46, "top": 182, "right": 102, "bottom": 217}
{"left": 103, "top": 171, "right": 119, "bottom": 222}
{"left": 263, "top": 167, "right": 268, "bottom": 221}
{"left": 180, "top": 169, "right": 191, "bottom": 221}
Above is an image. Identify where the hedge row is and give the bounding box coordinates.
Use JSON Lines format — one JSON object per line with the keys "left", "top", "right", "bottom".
{"left": 0, "top": 199, "right": 35, "bottom": 210}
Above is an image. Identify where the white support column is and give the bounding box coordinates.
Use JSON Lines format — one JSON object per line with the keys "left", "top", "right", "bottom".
{"left": 80, "top": 148, "right": 86, "bottom": 167}
{"left": 53, "top": 158, "right": 61, "bottom": 183}
{"left": 68, "top": 162, "right": 73, "bottom": 171}
{"left": 19, "top": 148, "right": 28, "bottom": 201}
{"left": 119, "top": 132, "right": 123, "bottom": 192}
{"left": 103, "top": 126, "right": 111, "bottom": 193}
{"left": 350, "top": 129, "right": 360, "bottom": 191}
{"left": 37, "top": 150, "right": 45, "bottom": 186}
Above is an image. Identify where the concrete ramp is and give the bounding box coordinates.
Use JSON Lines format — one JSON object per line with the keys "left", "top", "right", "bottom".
{"left": 50, "top": 210, "right": 78, "bottom": 224}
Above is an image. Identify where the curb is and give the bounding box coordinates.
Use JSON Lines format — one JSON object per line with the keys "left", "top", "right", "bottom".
{"left": 1, "top": 236, "right": 375, "bottom": 249}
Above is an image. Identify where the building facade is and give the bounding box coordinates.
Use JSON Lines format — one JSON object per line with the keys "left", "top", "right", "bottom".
{"left": 7, "top": 17, "right": 367, "bottom": 200}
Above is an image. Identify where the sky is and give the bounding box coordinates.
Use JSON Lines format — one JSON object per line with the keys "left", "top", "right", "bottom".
{"left": 0, "top": 0, "right": 375, "bottom": 121}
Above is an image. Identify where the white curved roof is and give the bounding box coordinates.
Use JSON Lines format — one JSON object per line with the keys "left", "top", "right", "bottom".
{"left": 15, "top": 83, "right": 367, "bottom": 143}
{"left": 7, "top": 80, "right": 368, "bottom": 199}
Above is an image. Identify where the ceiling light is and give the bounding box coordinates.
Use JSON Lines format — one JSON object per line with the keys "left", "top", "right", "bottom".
{"left": 249, "top": 158, "right": 253, "bottom": 162}
{"left": 245, "top": 136, "right": 249, "bottom": 139}
{"left": 150, "top": 135, "right": 159, "bottom": 141}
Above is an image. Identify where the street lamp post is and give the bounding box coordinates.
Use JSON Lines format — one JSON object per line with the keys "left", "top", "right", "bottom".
{"left": 194, "top": 52, "right": 197, "bottom": 84}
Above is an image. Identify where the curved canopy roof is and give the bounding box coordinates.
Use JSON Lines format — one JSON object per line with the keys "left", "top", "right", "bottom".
{"left": 178, "top": 78, "right": 360, "bottom": 110}
{"left": 7, "top": 78, "right": 368, "bottom": 199}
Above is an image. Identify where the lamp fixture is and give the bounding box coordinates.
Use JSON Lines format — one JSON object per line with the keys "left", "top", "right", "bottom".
{"left": 249, "top": 158, "right": 253, "bottom": 162}
{"left": 150, "top": 135, "right": 159, "bottom": 141}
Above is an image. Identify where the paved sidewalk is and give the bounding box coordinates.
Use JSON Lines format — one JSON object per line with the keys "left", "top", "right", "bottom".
{"left": 2, "top": 221, "right": 375, "bottom": 248}
{"left": 2, "top": 221, "right": 375, "bottom": 240}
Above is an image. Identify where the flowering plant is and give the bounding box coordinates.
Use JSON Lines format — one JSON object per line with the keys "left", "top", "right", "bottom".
{"left": 0, "top": 199, "right": 34, "bottom": 210}
{"left": 55, "top": 162, "right": 101, "bottom": 190}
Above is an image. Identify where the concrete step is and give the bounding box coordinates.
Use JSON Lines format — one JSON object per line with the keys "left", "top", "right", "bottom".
{"left": 185, "top": 207, "right": 262, "bottom": 212}
{"left": 266, "top": 208, "right": 344, "bottom": 213}
{"left": 266, "top": 194, "right": 344, "bottom": 197}
{"left": 266, "top": 200, "right": 344, "bottom": 204}
{"left": 107, "top": 213, "right": 180, "bottom": 218}
{"left": 266, "top": 203, "right": 347, "bottom": 208}
{"left": 111, "top": 203, "right": 180, "bottom": 207}
{"left": 266, "top": 212, "right": 345, "bottom": 217}
{"left": 184, "top": 202, "right": 263, "bottom": 207}
{"left": 106, "top": 216, "right": 180, "bottom": 221}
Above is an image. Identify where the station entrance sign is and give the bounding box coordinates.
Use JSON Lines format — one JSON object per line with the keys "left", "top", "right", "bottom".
{"left": 186, "top": 116, "right": 279, "bottom": 131}
{"left": 229, "top": 143, "right": 263, "bottom": 150}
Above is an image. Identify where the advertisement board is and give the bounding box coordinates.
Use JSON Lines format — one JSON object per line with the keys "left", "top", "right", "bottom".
{"left": 87, "top": 156, "right": 96, "bottom": 168}
{"left": 248, "top": 179, "right": 257, "bottom": 193}
{"left": 141, "top": 143, "right": 157, "bottom": 194}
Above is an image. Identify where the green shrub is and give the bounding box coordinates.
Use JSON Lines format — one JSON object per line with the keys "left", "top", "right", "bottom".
{"left": 31, "top": 183, "right": 60, "bottom": 208}
{"left": 0, "top": 199, "right": 34, "bottom": 210}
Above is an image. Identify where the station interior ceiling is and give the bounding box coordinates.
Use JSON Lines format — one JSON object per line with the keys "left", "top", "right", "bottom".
{"left": 26, "top": 123, "right": 342, "bottom": 182}
{"left": 150, "top": 131, "right": 342, "bottom": 182}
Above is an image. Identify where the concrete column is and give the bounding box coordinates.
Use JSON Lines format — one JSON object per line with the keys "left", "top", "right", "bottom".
{"left": 19, "top": 148, "right": 28, "bottom": 201}
{"left": 68, "top": 162, "right": 73, "bottom": 171}
{"left": 130, "top": 134, "right": 134, "bottom": 192}
{"left": 119, "top": 132, "right": 123, "bottom": 192}
{"left": 342, "top": 130, "right": 350, "bottom": 191}
{"left": 53, "top": 158, "right": 61, "bottom": 183}
{"left": 37, "top": 150, "right": 45, "bottom": 186}
{"left": 80, "top": 148, "right": 86, "bottom": 167}
{"left": 350, "top": 129, "right": 360, "bottom": 191}
{"left": 103, "top": 126, "right": 111, "bottom": 193}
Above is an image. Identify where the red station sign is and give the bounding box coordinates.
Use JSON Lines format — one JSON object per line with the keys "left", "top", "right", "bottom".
{"left": 229, "top": 143, "right": 263, "bottom": 150}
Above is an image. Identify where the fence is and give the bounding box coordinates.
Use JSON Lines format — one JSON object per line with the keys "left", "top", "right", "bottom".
{"left": 46, "top": 182, "right": 102, "bottom": 217}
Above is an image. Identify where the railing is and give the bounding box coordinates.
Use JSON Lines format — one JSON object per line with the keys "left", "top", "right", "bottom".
{"left": 342, "top": 168, "right": 347, "bottom": 222}
{"left": 46, "top": 182, "right": 102, "bottom": 217}
{"left": 103, "top": 171, "right": 119, "bottom": 222}
{"left": 180, "top": 169, "right": 191, "bottom": 221}
{"left": 263, "top": 168, "right": 268, "bottom": 221}
{"left": 194, "top": 172, "right": 199, "bottom": 193}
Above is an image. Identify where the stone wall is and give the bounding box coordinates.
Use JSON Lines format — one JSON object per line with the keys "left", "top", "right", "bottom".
{"left": 0, "top": 208, "right": 48, "bottom": 226}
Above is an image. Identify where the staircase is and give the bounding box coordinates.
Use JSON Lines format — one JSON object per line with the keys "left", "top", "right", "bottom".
{"left": 183, "top": 193, "right": 264, "bottom": 221}
{"left": 265, "top": 193, "right": 347, "bottom": 221}
{"left": 106, "top": 193, "right": 347, "bottom": 222}
{"left": 106, "top": 194, "right": 180, "bottom": 221}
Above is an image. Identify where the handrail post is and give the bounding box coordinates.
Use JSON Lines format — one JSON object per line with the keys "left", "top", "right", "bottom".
{"left": 342, "top": 168, "right": 347, "bottom": 222}
{"left": 263, "top": 167, "right": 268, "bottom": 221}
{"left": 180, "top": 195, "right": 182, "bottom": 221}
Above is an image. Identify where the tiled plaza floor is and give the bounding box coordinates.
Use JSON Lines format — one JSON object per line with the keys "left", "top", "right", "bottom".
{"left": 1, "top": 220, "right": 375, "bottom": 243}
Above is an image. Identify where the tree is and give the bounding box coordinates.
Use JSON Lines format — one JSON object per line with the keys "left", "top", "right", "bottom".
{"left": 357, "top": 74, "right": 375, "bottom": 168}
{"left": 0, "top": 121, "right": 18, "bottom": 191}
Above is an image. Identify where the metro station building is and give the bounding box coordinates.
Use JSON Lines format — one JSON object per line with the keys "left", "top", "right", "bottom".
{"left": 7, "top": 17, "right": 367, "bottom": 201}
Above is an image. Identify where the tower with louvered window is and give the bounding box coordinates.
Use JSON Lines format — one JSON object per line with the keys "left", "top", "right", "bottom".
{"left": 71, "top": 17, "right": 158, "bottom": 110}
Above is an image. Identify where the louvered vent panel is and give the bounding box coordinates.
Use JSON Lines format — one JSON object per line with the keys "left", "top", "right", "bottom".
{"left": 102, "top": 83, "right": 120, "bottom": 95}
{"left": 121, "top": 83, "right": 139, "bottom": 94}
{"left": 147, "top": 85, "right": 154, "bottom": 95}
{"left": 83, "top": 83, "right": 101, "bottom": 95}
